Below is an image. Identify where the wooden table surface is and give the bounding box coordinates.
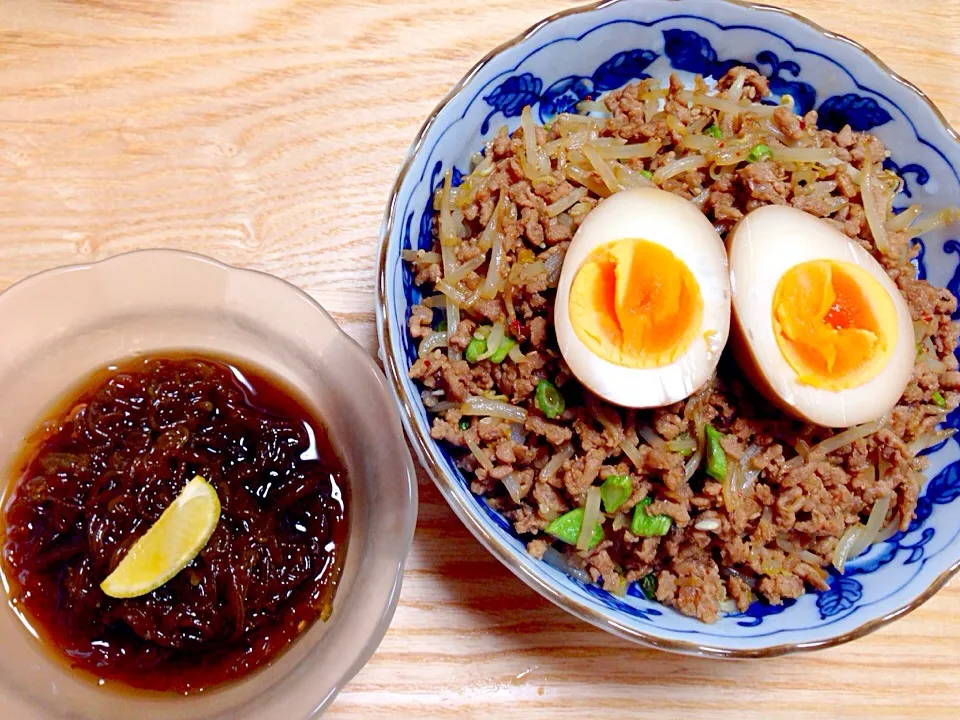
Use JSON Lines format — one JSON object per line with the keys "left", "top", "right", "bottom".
{"left": 2, "top": 0, "right": 959, "bottom": 717}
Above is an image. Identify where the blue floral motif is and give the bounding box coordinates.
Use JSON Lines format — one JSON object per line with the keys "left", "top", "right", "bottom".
{"left": 845, "top": 541, "right": 899, "bottom": 576}
{"left": 483, "top": 30, "right": 895, "bottom": 147}
{"left": 730, "top": 598, "right": 796, "bottom": 628}
{"left": 755, "top": 50, "right": 817, "bottom": 115}
{"left": 662, "top": 28, "right": 751, "bottom": 78}
{"left": 661, "top": 32, "right": 816, "bottom": 113}
{"left": 926, "top": 461, "right": 960, "bottom": 504}
{"left": 909, "top": 496, "right": 934, "bottom": 533}
{"left": 592, "top": 49, "right": 659, "bottom": 91}
{"left": 884, "top": 157, "right": 930, "bottom": 199}
{"left": 483, "top": 49, "right": 660, "bottom": 128}
{"left": 801, "top": 458, "right": 960, "bottom": 620}
{"left": 402, "top": 208, "right": 415, "bottom": 259}
{"left": 944, "top": 240, "right": 960, "bottom": 320}
{"left": 901, "top": 528, "right": 936, "bottom": 565}
{"left": 817, "top": 93, "right": 893, "bottom": 132}
{"left": 660, "top": 30, "right": 892, "bottom": 132}
{"left": 540, "top": 75, "right": 595, "bottom": 119}
{"left": 817, "top": 575, "right": 863, "bottom": 619}
{"left": 917, "top": 434, "right": 950, "bottom": 458}
{"left": 837, "top": 461, "right": 960, "bottom": 582}
{"left": 482, "top": 73, "right": 543, "bottom": 133}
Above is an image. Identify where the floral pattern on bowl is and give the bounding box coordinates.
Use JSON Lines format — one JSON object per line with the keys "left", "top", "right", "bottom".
{"left": 377, "top": 0, "right": 960, "bottom": 656}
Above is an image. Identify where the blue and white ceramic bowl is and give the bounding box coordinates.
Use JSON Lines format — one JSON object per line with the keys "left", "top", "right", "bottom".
{"left": 376, "top": 0, "right": 960, "bottom": 656}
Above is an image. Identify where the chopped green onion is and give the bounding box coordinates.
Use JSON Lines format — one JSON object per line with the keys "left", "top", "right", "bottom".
{"left": 705, "top": 425, "right": 727, "bottom": 481}
{"left": 704, "top": 124, "right": 722, "bottom": 139}
{"left": 458, "top": 418, "right": 470, "bottom": 431}
{"left": 639, "top": 169, "right": 654, "bottom": 179}
{"left": 489, "top": 337, "right": 516, "bottom": 364}
{"left": 545, "top": 507, "right": 603, "bottom": 548}
{"left": 466, "top": 333, "right": 514, "bottom": 364}
{"left": 436, "top": 320, "right": 447, "bottom": 333}
{"left": 600, "top": 474, "right": 632, "bottom": 513}
{"left": 639, "top": 573, "right": 657, "bottom": 600}
{"left": 465, "top": 337, "right": 486, "bottom": 363}
{"left": 747, "top": 143, "right": 773, "bottom": 163}
{"left": 666, "top": 431, "right": 696, "bottom": 457}
{"left": 536, "top": 380, "right": 565, "bottom": 419}
{"left": 630, "top": 497, "right": 672, "bottom": 537}
{"left": 933, "top": 390, "right": 947, "bottom": 408}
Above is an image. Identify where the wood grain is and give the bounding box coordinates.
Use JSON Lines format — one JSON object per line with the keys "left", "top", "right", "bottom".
{"left": 2, "top": 1, "right": 959, "bottom": 717}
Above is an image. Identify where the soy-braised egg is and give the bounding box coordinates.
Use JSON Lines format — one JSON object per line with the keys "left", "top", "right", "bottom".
{"left": 554, "top": 188, "right": 731, "bottom": 408}
{"left": 727, "top": 205, "right": 914, "bottom": 427}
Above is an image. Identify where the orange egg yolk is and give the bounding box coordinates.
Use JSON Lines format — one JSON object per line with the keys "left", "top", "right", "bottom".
{"left": 568, "top": 239, "right": 703, "bottom": 368}
{"left": 772, "top": 259, "right": 897, "bottom": 390}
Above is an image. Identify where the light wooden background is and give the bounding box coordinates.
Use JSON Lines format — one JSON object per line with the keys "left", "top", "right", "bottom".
{"left": 2, "top": 1, "right": 959, "bottom": 717}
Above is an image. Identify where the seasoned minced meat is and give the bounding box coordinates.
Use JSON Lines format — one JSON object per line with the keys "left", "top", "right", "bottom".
{"left": 404, "top": 68, "right": 959, "bottom": 623}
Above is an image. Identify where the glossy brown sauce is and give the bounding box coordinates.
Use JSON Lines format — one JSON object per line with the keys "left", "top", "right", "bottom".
{"left": 1, "top": 353, "right": 348, "bottom": 693}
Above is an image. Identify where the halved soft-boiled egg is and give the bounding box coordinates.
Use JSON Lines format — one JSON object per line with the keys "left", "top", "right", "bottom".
{"left": 728, "top": 205, "right": 914, "bottom": 428}
{"left": 554, "top": 188, "right": 731, "bottom": 408}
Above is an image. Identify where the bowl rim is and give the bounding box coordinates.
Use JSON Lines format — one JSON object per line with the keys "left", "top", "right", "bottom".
{"left": 0, "top": 248, "right": 418, "bottom": 716}
{"left": 375, "top": 0, "right": 960, "bottom": 658}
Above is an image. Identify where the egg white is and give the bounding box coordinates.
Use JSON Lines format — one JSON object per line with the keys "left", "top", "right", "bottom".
{"left": 728, "top": 204, "right": 915, "bottom": 427}
{"left": 554, "top": 188, "right": 731, "bottom": 408}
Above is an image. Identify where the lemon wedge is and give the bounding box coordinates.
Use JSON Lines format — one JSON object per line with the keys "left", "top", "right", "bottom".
{"left": 101, "top": 475, "right": 221, "bottom": 599}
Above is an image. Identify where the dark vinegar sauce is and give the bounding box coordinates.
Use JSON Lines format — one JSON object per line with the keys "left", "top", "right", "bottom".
{"left": 0, "top": 353, "right": 349, "bottom": 693}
